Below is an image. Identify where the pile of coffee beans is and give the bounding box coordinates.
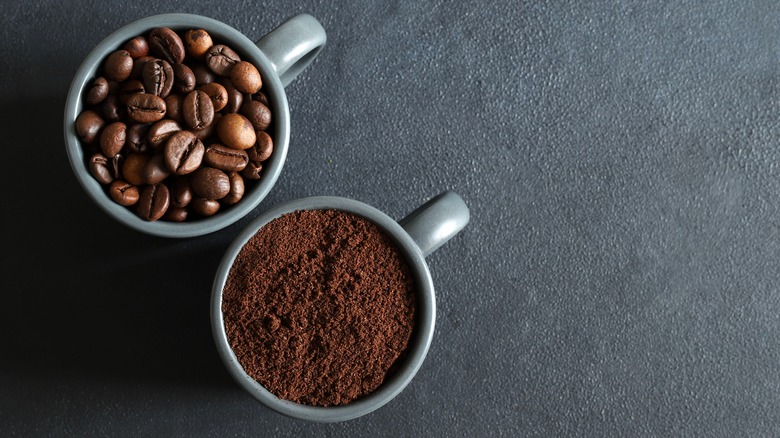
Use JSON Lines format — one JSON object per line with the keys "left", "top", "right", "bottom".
{"left": 75, "top": 27, "right": 273, "bottom": 221}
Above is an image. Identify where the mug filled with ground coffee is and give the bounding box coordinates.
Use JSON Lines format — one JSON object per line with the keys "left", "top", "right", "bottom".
{"left": 211, "top": 191, "right": 469, "bottom": 422}
{"left": 64, "top": 13, "right": 326, "bottom": 237}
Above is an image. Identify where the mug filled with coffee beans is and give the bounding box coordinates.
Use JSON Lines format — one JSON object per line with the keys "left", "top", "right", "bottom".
{"left": 211, "top": 191, "right": 470, "bottom": 422}
{"left": 64, "top": 13, "right": 326, "bottom": 237}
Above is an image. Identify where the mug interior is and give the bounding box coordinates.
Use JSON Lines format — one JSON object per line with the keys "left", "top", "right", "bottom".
{"left": 64, "top": 14, "right": 291, "bottom": 237}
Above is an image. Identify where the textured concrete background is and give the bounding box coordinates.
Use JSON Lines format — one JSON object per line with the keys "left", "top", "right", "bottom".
{"left": 2, "top": 0, "right": 780, "bottom": 436}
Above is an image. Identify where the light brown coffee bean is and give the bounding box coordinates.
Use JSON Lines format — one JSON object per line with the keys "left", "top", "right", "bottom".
{"left": 191, "top": 167, "right": 230, "bottom": 199}
{"left": 104, "top": 50, "right": 133, "bottom": 81}
{"left": 99, "top": 122, "right": 126, "bottom": 158}
{"left": 184, "top": 29, "right": 213, "bottom": 58}
{"left": 124, "top": 36, "right": 149, "bottom": 58}
{"left": 109, "top": 180, "right": 140, "bottom": 206}
{"left": 204, "top": 143, "right": 248, "bottom": 172}
{"left": 230, "top": 61, "right": 262, "bottom": 94}
{"left": 164, "top": 131, "right": 205, "bottom": 175}
{"left": 217, "top": 113, "right": 256, "bottom": 150}
{"left": 222, "top": 172, "right": 245, "bottom": 205}
{"left": 198, "top": 82, "right": 228, "bottom": 112}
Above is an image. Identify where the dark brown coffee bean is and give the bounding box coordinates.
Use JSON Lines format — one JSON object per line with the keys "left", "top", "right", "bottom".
{"left": 126, "top": 123, "right": 151, "bottom": 153}
{"left": 148, "top": 27, "right": 185, "bottom": 64}
{"left": 198, "top": 82, "right": 228, "bottom": 112}
{"left": 102, "top": 95, "right": 125, "bottom": 122}
{"left": 172, "top": 177, "right": 193, "bottom": 208}
{"left": 250, "top": 91, "right": 269, "bottom": 106}
{"left": 99, "top": 122, "right": 126, "bottom": 158}
{"left": 124, "top": 36, "right": 149, "bottom": 58}
{"left": 172, "top": 63, "right": 196, "bottom": 94}
{"left": 144, "top": 153, "right": 171, "bottom": 184}
{"left": 219, "top": 78, "right": 243, "bottom": 114}
{"left": 127, "top": 93, "right": 166, "bottom": 123}
{"left": 138, "top": 183, "right": 170, "bottom": 221}
{"left": 111, "top": 154, "right": 124, "bottom": 180}
{"left": 217, "top": 113, "right": 256, "bottom": 149}
{"left": 164, "top": 94, "right": 184, "bottom": 123}
{"left": 104, "top": 50, "right": 133, "bottom": 81}
{"left": 122, "top": 153, "right": 150, "bottom": 185}
{"left": 147, "top": 119, "right": 181, "bottom": 149}
{"left": 109, "top": 180, "right": 140, "bottom": 206}
{"left": 142, "top": 59, "right": 174, "bottom": 98}
{"left": 240, "top": 100, "right": 272, "bottom": 131}
{"left": 205, "top": 44, "right": 240, "bottom": 76}
{"left": 107, "top": 80, "right": 121, "bottom": 95}
{"left": 248, "top": 131, "right": 273, "bottom": 162}
{"left": 164, "top": 206, "right": 189, "bottom": 222}
{"left": 240, "top": 161, "right": 263, "bottom": 180}
{"left": 191, "top": 167, "right": 230, "bottom": 199}
{"left": 164, "top": 131, "right": 205, "bottom": 175}
{"left": 222, "top": 172, "right": 245, "bottom": 205}
{"left": 86, "top": 77, "right": 109, "bottom": 105}
{"left": 75, "top": 110, "right": 105, "bottom": 144}
{"left": 230, "top": 61, "right": 262, "bottom": 94}
{"left": 192, "top": 64, "right": 215, "bottom": 85}
{"left": 184, "top": 29, "right": 213, "bottom": 58}
{"left": 130, "top": 55, "right": 154, "bottom": 80}
{"left": 88, "top": 153, "right": 113, "bottom": 184}
{"left": 183, "top": 90, "right": 214, "bottom": 129}
{"left": 191, "top": 113, "right": 221, "bottom": 140}
{"left": 204, "top": 143, "right": 248, "bottom": 172}
{"left": 119, "top": 79, "right": 146, "bottom": 105}
{"left": 191, "top": 198, "right": 220, "bottom": 216}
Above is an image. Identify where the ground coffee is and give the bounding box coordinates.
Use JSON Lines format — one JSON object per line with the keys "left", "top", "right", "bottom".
{"left": 222, "top": 210, "right": 416, "bottom": 406}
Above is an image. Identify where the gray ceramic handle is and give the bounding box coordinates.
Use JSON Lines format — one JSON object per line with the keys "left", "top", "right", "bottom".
{"left": 399, "top": 191, "right": 470, "bottom": 257}
{"left": 256, "top": 14, "right": 326, "bottom": 87}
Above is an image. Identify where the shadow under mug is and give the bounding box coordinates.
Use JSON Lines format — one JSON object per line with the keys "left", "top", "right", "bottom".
{"left": 63, "top": 13, "right": 326, "bottom": 237}
{"left": 211, "top": 191, "right": 470, "bottom": 422}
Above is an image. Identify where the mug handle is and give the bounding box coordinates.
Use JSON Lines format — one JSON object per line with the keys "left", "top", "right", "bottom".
{"left": 256, "top": 14, "right": 327, "bottom": 88}
{"left": 399, "top": 191, "right": 470, "bottom": 257}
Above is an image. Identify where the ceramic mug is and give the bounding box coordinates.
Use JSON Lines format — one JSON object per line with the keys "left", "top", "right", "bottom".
{"left": 64, "top": 13, "right": 326, "bottom": 237}
{"left": 211, "top": 191, "right": 470, "bottom": 422}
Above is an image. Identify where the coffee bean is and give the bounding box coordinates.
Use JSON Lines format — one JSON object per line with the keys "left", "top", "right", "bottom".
{"left": 148, "top": 27, "right": 185, "bottom": 64}
{"left": 191, "top": 113, "right": 221, "bottom": 140}
{"left": 99, "top": 122, "right": 126, "bottom": 158}
{"left": 119, "top": 79, "right": 146, "bottom": 105}
{"left": 230, "top": 61, "right": 262, "bottom": 94}
{"left": 88, "top": 153, "right": 113, "bottom": 184}
{"left": 219, "top": 78, "right": 243, "bottom": 114}
{"left": 222, "top": 172, "right": 245, "bottom": 205}
{"left": 75, "top": 110, "right": 105, "bottom": 144}
{"left": 124, "top": 36, "right": 149, "bottom": 58}
{"left": 198, "top": 82, "right": 228, "bottom": 112}
{"left": 147, "top": 119, "right": 181, "bottom": 149}
{"left": 127, "top": 93, "right": 166, "bottom": 123}
{"left": 240, "top": 100, "right": 272, "bottom": 131}
{"left": 86, "top": 77, "right": 109, "bottom": 105}
{"left": 130, "top": 55, "right": 154, "bottom": 80}
{"left": 111, "top": 154, "right": 124, "bottom": 180}
{"left": 104, "top": 50, "right": 133, "bottom": 81}
{"left": 248, "top": 131, "right": 273, "bottom": 162}
{"left": 172, "top": 177, "right": 193, "bottom": 208}
{"left": 218, "top": 113, "right": 256, "bottom": 149}
{"left": 184, "top": 29, "right": 213, "bottom": 58}
{"left": 204, "top": 143, "right": 249, "bottom": 172}
{"left": 137, "top": 183, "right": 170, "bottom": 221}
{"left": 122, "top": 153, "right": 150, "bottom": 185}
{"left": 192, "top": 64, "right": 215, "bottom": 84}
{"left": 206, "top": 44, "right": 240, "bottom": 76}
{"left": 164, "top": 94, "right": 184, "bottom": 123}
{"left": 250, "top": 91, "right": 269, "bottom": 106}
{"left": 109, "top": 180, "right": 140, "bottom": 206}
{"left": 191, "top": 198, "right": 220, "bottom": 216}
{"left": 126, "top": 123, "right": 151, "bottom": 153}
{"left": 164, "top": 131, "right": 205, "bottom": 175}
{"left": 240, "top": 161, "right": 263, "bottom": 180}
{"left": 191, "top": 167, "right": 230, "bottom": 199}
{"left": 163, "top": 206, "right": 189, "bottom": 222}
{"left": 102, "top": 95, "right": 125, "bottom": 122}
{"left": 144, "top": 153, "right": 171, "bottom": 184}
{"left": 183, "top": 90, "right": 214, "bottom": 129}
{"left": 142, "top": 59, "right": 174, "bottom": 98}
{"left": 172, "top": 63, "right": 196, "bottom": 94}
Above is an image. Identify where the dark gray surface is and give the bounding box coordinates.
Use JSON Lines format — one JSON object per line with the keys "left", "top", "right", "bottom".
{"left": 1, "top": 1, "right": 779, "bottom": 436}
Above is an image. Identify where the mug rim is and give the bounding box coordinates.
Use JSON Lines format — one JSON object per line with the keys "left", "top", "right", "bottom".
{"left": 63, "top": 13, "right": 291, "bottom": 238}
{"left": 210, "top": 196, "right": 436, "bottom": 422}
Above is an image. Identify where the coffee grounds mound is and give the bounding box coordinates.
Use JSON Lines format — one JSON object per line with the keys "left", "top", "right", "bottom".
{"left": 222, "top": 209, "right": 416, "bottom": 407}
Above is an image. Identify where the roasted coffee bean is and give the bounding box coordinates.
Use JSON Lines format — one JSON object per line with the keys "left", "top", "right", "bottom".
{"left": 250, "top": 91, "right": 269, "bottom": 106}
{"left": 119, "top": 80, "right": 146, "bottom": 105}
{"left": 86, "top": 77, "right": 109, "bottom": 105}
{"left": 198, "top": 82, "right": 228, "bottom": 112}
{"left": 149, "top": 27, "right": 185, "bottom": 64}
{"left": 126, "top": 123, "right": 151, "bottom": 153}
{"left": 104, "top": 50, "right": 133, "bottom": 81}
{"left": 124, "top": 36, "right": 149, "bottom": 58}
{"left": 172, "top": 63, "right": 196, "bottom": 93}
{"left": 147, "top": 119, "right": 181, "bottom": 149}
{"left": 205, "top": 44, "right": 240, "bottom": 76}
{"left": 75, "top": 110, "right": 105, "bottom": 144}
{"left": 240, "top": 100, "right": 272, "bottom": 131}
{"left": 222, "top": 172, "right": 245, "bottom": 205}
{"left": 99, "top": 122, "right": 126, "bottom": 158}
{"left": 130, "top": 55, "right": 154, "bottom": 80}
{"left": 248, "top": 131, "right": 273, "bottom": 162}
{"left": 142, "top": 59, "right": 174, "bottom": 98}
{"left": 144, "top": 153, "right": 171, "bottom": 184}
{"left": 138, "top": 183, "right": 170, "bottom": 221}
{"left": 191, "top": 198, "right": 220, "bottom": 216}
{"left": 183, "top": 90, "right": 214, "bottom": 129}
{"left": 122, "top": 153, "right": 150, "bottom": 185}
{"left": 184, "top": 29, "right": 213, "bottom": 58}
{"left": 111, "top": 154, "right": 124, "bottom": 179}
{"left": 191, "top": 167, "right": 230, "bottom": 199}
{"left": 192, "top": 64, "right": 215, "bottom": 84}
{"left": 172, "top": 177, "right": 193, "bottom": 208}
{"left": 109, "top": 180, "right": 140, "bottom": 206}
{"left": 88, "top": 153, "right": 113, "bottom": 184}
{"left": 107, "top": 80, "right": 121, "bottom": 95}
{"left": 240, "top": 161, "right": 263, "bottom": 180}
{"left": 191, "top": 113, "right": 220, "bottom": 140}
{"left": 127, "top": 93, "right": 166, "bottom": 123}
{"left": 230, "top": 61, "right": 262, "bottom": 94}
{"left": 164, "top": 206, "right": 189, "bottom": 222}
{"left": 164, "top": 131, "right": 204, "bottom": 175}
{"left": 102, "top": 95, "right": 125, "bottom": 122}
{"left": 220, "top": 78, "right": 243, "bottom": 114}
{"left": 204, "top": 143, "right": 248, "bottom": 172}
{"left": 218, "top": 113, "right": 256, "bottom": 149}
{"left": 164, "top": 94, "right": 184, "bottom": 122}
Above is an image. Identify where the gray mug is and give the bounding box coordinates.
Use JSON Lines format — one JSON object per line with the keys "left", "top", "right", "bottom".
{"left": 211, "top": 191, "right": 470, "bottom": 422}
{"left": 63, "top": 13, "right": 326, "bottom": 237}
